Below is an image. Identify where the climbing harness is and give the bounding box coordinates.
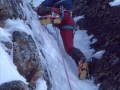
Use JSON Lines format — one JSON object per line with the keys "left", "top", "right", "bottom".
{"left": 59, "top": 5, "right": 73, "bottom": 19}
{"left": 59, "top": 5, "right": 74, "bottom": 30}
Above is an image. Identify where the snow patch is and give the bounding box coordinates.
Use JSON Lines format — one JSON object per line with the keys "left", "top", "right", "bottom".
{"left": 0, "top": 46, "right": 27, "bottom": 85}
{"left": 109, "top": 0, "right": 120, "bottom": 6}
{"left": 36, "top": 79, "right": 47, "bottom": 90}
{"left": 94, "top": 50, "right": 105, "bottom": 59}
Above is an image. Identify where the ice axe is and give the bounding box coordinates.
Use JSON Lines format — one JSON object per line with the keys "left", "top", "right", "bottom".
{"left": 29, "top": 0, "right": 34, "bottom": 9}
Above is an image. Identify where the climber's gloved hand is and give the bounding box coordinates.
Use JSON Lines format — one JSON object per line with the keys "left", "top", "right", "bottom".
{"left": 34, "top": 6, "right": 40, "bottom": 12}
{"left": 35, "top": 6, "right": 52, "bottom": 16}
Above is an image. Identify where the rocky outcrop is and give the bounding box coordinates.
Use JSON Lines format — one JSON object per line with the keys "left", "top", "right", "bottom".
{"left": 13, "top": 31, "right": 42, "bottom": 88}
{"left": 0, "top": 0, "right": 24, "bottom": 28}
{"left": 0, "top": 80, "right": 28, "bottom": 90}
{"left": 73, "top": 0, "right": 120, "bottom": 89}
{"left": 0, "top": 31, "right": 52, "bottom": 90}
{"left": 0, "top": 0, "right": 52, "bottom": 89}
{"left": 1, "top": 41, "right": 12, "bottom": 55}
{"left": 0, "top": 20, "right": 4, "bottom": 27}
{"left": 0, "top": 0, "right": 24, "bottom": 19}
{"left": 0, "top": 3, "right": 9, "bottom": 20}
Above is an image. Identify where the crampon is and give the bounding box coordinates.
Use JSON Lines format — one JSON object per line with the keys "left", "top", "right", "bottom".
{"left": 78, "top": 60, "right": 89, "bottom": 80}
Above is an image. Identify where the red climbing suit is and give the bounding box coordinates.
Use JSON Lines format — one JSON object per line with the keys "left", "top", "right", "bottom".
{"left": 35, "top": 7, "right": 74, "bottom": 54}
{"left": 52, "top": 7, "right": 74, "bottom": 54}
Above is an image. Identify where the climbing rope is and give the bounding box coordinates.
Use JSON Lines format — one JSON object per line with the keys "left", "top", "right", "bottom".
{"left": 55, "top": 29, "right": 72, "bottom": 90}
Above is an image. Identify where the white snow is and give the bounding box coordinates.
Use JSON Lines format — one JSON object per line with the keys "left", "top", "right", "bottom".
{"left": 36, "top": 79, "right": 47, "bottom": 90}
{"left": 0, "top": 28, "right": 11, "bottom": 42}
{"left": 0, "top": 45, "right": 27, "bottom": 85}
{"left": 0, "top": 0, "right": 105, "bottom": 90}
{"left": 74, "top": 15, "right": 84, "bottom": 23}
{"left": 74, "top": 30, "right": 95, "bottom": 59}
{"left": 109, "top": 0, "right": 120, "bottom": 6}
{"left": 94, "top": 50, "right": 105, "bottom": 59}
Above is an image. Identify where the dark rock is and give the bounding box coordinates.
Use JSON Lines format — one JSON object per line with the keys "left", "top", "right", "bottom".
{"left": 73, "top": 0, "right": 120, "bottom": 89}
{"left": 0, "top": 20, "right": 4, "bottom": 27}
{"left": 1, "top": 41, "right": 12, "bottom": 50}
{"left": 0, "top": 3, "right": 9, "bottom": 20}
{"left": 0, "top": 0, "right": 24, "bottom": 20}
{"left": 1, "top": 41, "right": 12, "bottom": 55}
{"left": 43, "top": 67, "right": 52, "bottom": 90}
{"left": 13, "top": 31, "right": 42, "bottom": 88}
{"left": 12, "top": 31, "right": 52, "bottom": 90}
{"left": 0, "top": 80, "right": 28, "bottom": 90}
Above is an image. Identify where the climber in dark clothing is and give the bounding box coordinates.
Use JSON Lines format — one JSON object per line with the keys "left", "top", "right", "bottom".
{"left": 35, "top": 0, "right": 88, "bottom": 79}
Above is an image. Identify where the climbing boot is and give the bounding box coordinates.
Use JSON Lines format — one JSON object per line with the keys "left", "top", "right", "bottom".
{"left": 69, "top": 48, "right": 89, "bottom": 79}
{"left": 69, "top": 48, "right": 85, "bottom": 66}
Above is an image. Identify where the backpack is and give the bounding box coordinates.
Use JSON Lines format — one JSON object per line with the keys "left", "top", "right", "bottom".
{"left": 40, "top": 0, "right": 73, "bottom": 10}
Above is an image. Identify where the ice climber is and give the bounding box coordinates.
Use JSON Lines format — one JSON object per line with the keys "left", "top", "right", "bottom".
{"left": 34, "top": 0, "right": 89, "bottom": 79}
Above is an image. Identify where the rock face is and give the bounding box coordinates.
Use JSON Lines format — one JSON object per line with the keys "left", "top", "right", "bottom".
{"left": 0, "top": 0, "right": 52, "bottom": 89}
{"left": 13, "top": 31, "right": 42, "bottom": 88}
{"left": 12, "top": 31, "right": 52, "bottom": 90}
{"left": 0, "top": 31, "right": 52, "bottom": 90}
{"left": 0, "top": 0, "right": 24, "bottom": 27}
{"left": 1, "top": 41, "right": 12, "bottom": 55}
{"left": 73, "top": 0, "right": 120, "bottom": 89}
{"left": 0, "top": 0, "right": 24, "bottom": 19}
{"left": 0, "top": 80, "right": 28, "bottom": 90}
